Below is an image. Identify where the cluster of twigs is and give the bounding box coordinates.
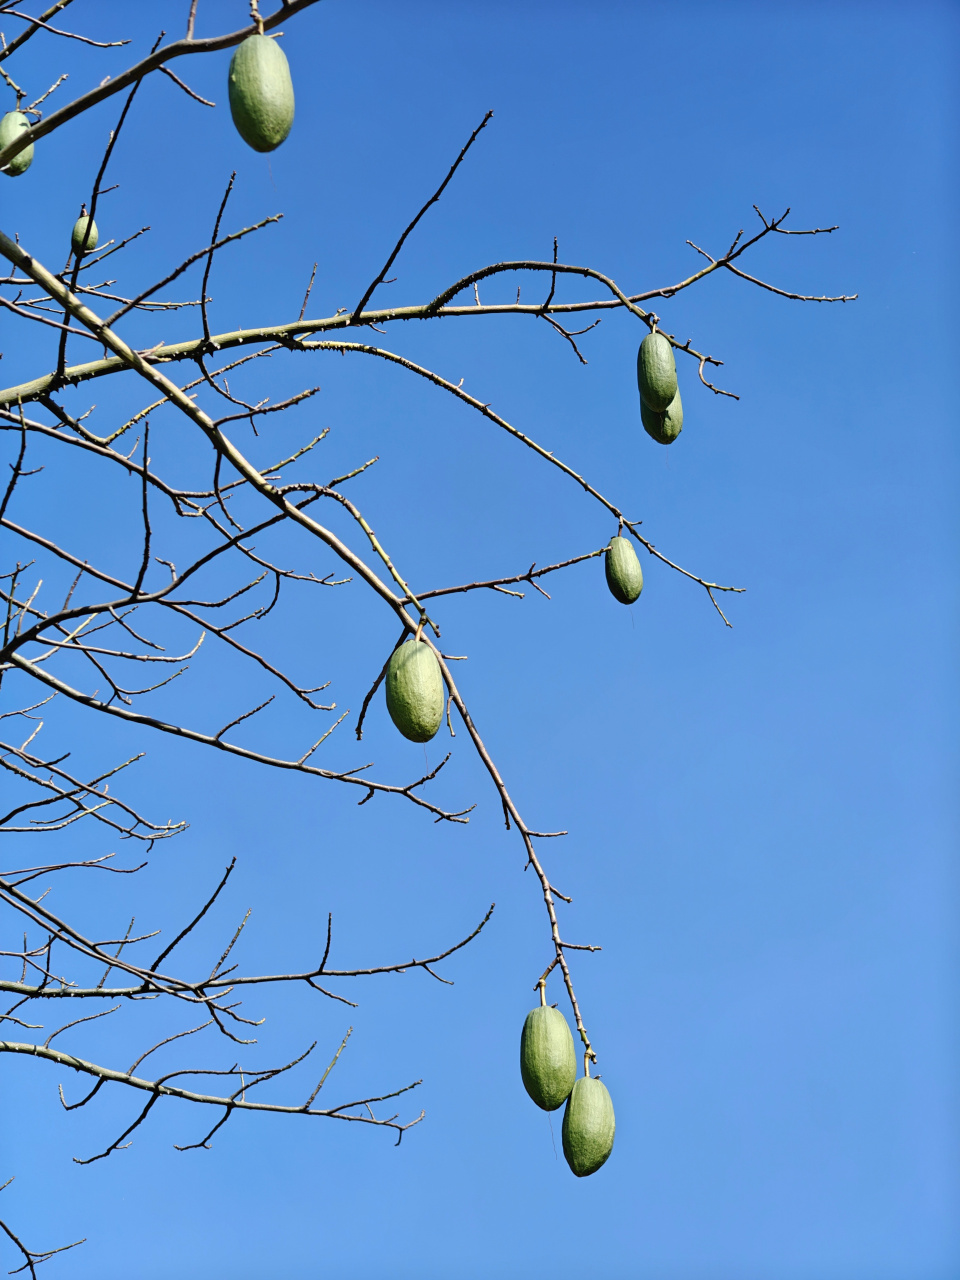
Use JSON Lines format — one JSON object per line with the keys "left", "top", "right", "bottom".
{"left": 0, "top": 700, "right": 495, "bottom": 1273}
{"left": 0, "top": 1, "right": 854, "bottom": 1272}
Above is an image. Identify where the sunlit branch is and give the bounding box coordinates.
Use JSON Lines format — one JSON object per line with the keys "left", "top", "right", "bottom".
{"left": 0, "top": 0, "right": 324, "bottom": 170}
{"left": 4, "top": 652, "right": 473, "bottom": 823}
{"left": 1, "top": 1039, "right": 424, "bottom": 1144}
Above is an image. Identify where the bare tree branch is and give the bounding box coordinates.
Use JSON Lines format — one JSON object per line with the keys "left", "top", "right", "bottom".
{"left": 352, "top": 110, "right": 493, "bottom": 319}
{"left": 0, "top": 1, "right": 324, "bottom": 171}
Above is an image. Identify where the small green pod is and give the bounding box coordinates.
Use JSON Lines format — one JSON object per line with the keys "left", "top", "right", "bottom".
{"left": 0, "top": 111, "right": 33, "bottom": 177}
{"left": 385, "top": 639, "right": 444, "bottom": 743}
{"left": 640, "top": 389, "right": 683, "bottom": 445}
{"left": 520, "top": 1006, "right": 577, "bottom": 1111}
{"left": 71, "top": 215, "right": 99, "bottom": 257}
{"left": 228, "top": 34, "right": 295, "bottom": 153}
{"left": 637, "top": 331, "right": 678, "bottom": 413}
{"left": 605, "top": 536, "right": 643, "bottom": 605}
{"left": 562, "top": 1076, "right": 616, "bottom": 1177}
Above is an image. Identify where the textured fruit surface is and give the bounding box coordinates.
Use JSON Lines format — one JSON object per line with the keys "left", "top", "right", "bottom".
{"left": 0, "top": 112, "right": 33, "bottom": 176}
{"left": 605, "top": 536, "right": 643, "bottom": 605}
{"left": 520, "top": 1006, "right": 577, "bottom": 1111}
{"left": 71, "top": 215, "right": 99, "bottom": 256}
{"left": 385, "top": 640, "right": 444, "bottom": 743}
{"left": 641, "top": 389, "right": 683, "bottom": 445}
{"left": 228, "top": 35, "right": 295, "bottom": 153}
{"left": 562, "top": 1076, "right": 616, "bottom": 1177}
{"left": 637, "top": 332, "right": 678, "bottom": 412}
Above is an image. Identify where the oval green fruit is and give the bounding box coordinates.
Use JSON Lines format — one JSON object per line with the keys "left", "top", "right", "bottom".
{"left": 562, "top": 1076, "right": 616, "bottom": 1177}
{"left": 605, "top": 536, "right": 643, "bottom": 605}
{"left": 640, "top": 388, "right": 683, "bottom": 445}
{"left": 385, "top": 639, "right": 444, "bottom": 743}
{"left": 0, "top": 111, "right": 33, "bottom": 177}
{"left": 637, "top": 331, "right": 677, "bottom": 413}
{"left": 71, "top": 215, "right": 99, "bottom": 256}
{"left": 228, "top": 34, "right": 295, "bottom": 153}
{"left": 520, "top": 1006, "right": 577, "bottom": 1111}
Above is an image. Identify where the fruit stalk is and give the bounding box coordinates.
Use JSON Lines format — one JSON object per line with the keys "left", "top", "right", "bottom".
{"left": 427, "top": 640, "right": 599, "bottom": 1067}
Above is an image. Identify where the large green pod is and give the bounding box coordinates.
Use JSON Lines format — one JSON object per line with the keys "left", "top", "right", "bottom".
{"left": 71, "top": 215, "right": 99, "bottom": 257}
{"left": 640, "top": 389, "right": 683, "bottom": 445}
{"left": 562, "top": 1076, "right": 616, "bottom": 1177}
{"left": 520, "top": 1006, "right": 577, "bottom": 1111}
{"left": 605, "top": 536, "right": 643, "bottom": 605}
{"left": 228, "top": 34, "right": 295, "bottom": 153}
{"left": 0, "top": 111, "right": 33, "bottom": 176}
{"left": 637, "top": 331, "right": 677, "bottom": 413}
{"left": 385, "top": 639, "right": 444, "bottom": 743}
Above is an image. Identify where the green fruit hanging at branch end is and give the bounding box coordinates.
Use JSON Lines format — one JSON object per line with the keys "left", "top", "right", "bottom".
{"left": 228, "top": 34, "right": 295, "bottom": 153}
{"left": 637, "top": 331, "right": 677, "bottom": 413}
{"left": 605, "top": 536, "right": 643, "bottom": 605}
{"left": 385, "top": 639, "right": 444, "bottom": 743}
{"left": 520, "top": 1005, "right": 577, "bottom": 1111}
{"left": 71, "top": 215, "right": 99, "bottom": 257}
{"left": 641, "top": 389, "right": 683, "bottom": 445}
{"left": 562, "top": 1076, "right": 616, "bottom": 1177}
{"left": 0, "top": 111, "right": 33, "bottom": 176}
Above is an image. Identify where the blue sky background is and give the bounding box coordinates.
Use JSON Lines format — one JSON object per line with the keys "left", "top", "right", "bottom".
{"left": 1, "top": 2, "right": 957, "bottom": 1277}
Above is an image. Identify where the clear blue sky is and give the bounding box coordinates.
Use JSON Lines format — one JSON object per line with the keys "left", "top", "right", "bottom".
{"left": 2, "top": 2, "right": 958, "bottom": 1277}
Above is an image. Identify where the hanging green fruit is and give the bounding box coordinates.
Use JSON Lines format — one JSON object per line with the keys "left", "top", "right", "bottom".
{"left": 520, "top": 1005, "right": 577, "bottom": 1111}
{"left": 228, "top": 34, "right": 295, "bottom": 153}
{"left": 641, "top": 389, "right": 683, "bottom": 445}
{"left": 385, "top": 639, "right": 444, "bottom": 743}
{"left": 71, "top": 215, "right": 99, "bottom": 257}
{"left": 637, "top": 331, "right": 678, "bottom": 413}
{"left": 604, "top": 535, "right": 643, "bottom": 605}
{"left": 561, "top": 1076, "right": 616, "bottom": 1177}
{"left": 0, "top": 111, "right": 33, "bottom": 176}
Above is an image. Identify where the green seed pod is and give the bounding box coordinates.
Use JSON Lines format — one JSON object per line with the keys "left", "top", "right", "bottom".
{"left": 520, "top": 1006, "right": 577, "bottom": 1111}
{"left": 605, "top": 536, "right": 643, "bottom": 605}
{"left": 0, "top": 111, "right": 33, "bottom": 177}
{"left": 562, "top": 1076, "right": 616, "bottom": 1177}
{"left": 637, "top": 331, "right": 678, "bottom": 413}
{"left": 640, "top": 389, "right": 683, "bottom": 445}
{"left": 71, "top": 215, "right": 99, "bottom": 257}
{"left": 228, "top": 34, "right": 295, "bottom": 153}
{"left": 385, "top": 639, "right": 444, "bottom": 743}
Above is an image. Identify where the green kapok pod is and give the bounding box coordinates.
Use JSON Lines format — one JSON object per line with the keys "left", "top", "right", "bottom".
{"left": 228, "top": 34, "right": 295, "bottom": 153}
{"left": 640, "top": 388, "right": 683, "bottom": 445}
{"left": 385, "top": 639, "right": 444, "bottom": 743}
{"left": 604, "top": 536, "right": 643, "bottom": 604}
{"left": 71, "top": 215, "right": 99, "bottom": 256}
{"left": 520, "top": 1006, "right": 577, "bottom": 1111}
{"left": 561, "top": 1076, "right": 615, "bottom": 1177}
{"left": 637, "top": 331, "right": 678, "bottom": 413}
{"left": 0, "top": 111, "right": 33, "bottom": 176}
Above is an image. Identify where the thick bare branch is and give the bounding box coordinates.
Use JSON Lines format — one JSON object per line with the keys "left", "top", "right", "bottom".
{"left": 0, "top": 207, "right": 853, "bottom": 408}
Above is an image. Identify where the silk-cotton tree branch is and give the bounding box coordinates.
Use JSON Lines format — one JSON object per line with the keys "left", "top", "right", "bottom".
{"left": 0, "top": 1, "right": 854, "bottom": 1268}
{"left": 0, "top": 715, "right": 495, "bottom": 1171}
